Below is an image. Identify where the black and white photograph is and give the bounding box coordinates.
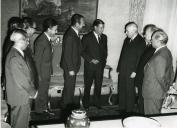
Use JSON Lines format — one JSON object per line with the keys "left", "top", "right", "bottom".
{"left": 1, "top": 0, "right": 177, "bottom": 128}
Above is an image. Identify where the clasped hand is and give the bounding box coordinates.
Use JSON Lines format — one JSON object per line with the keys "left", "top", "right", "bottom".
{"left": 90, "top": 59, "right": 99, "bottom": 64}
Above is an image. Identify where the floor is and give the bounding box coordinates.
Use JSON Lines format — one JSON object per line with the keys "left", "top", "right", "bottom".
{"left": 29, "top": 95, "right": 140, "bottom": 126}
{"left": 29, "top": 95, "right": 125, "bottom": 126}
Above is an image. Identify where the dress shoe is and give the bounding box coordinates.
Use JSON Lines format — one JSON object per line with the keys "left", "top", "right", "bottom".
{"left": 84, "top": 107, "right": 89, "bottom": 111}
{"left": 83, "top": 105, "right": 89, "bottom": 111}
{"left": 95, "top": 105, "right": 103, "bottom": 109}
{"left": 94, "top": 104, "right": 103, "bottom": 109}
{"left": 43, "top": 109, "right": 55, "bottom": 116}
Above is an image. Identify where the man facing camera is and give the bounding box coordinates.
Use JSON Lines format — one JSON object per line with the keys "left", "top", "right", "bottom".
{"left": 60, "top": 14, "right": 85, "bottom": 109}
{"left": 5, "top": 29, "right": 37, "bottom": 128}
{"left": 34, "top": 18, "right": 58, "bottom": 115}
{"left": 117, "top": 22, "right": 146, "bottom": 113}
{"left": 142, "top": 29, "right": 174, "bottom": 115}
{"left": 82, "top": 19, "right": 108, "bottom": 110}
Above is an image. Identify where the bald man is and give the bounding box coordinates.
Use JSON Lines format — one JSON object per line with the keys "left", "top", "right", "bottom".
{"left": 117, "top": 22, "right": 146, "bottom": 113}
{"left": 142, "top": 30, "right": 174, "bottom": 115}
{"left": 5, "top": 29, "right": 37, "bottom": 128}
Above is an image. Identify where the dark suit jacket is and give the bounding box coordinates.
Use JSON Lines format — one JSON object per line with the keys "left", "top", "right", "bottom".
{"left": 5, "top": 47, "right": 37, "bottom": 106}
{"left": 24, "top": 46, "right": 38, "bottom": 89}
{"left": 142, "top": 46, "right": 174, "bottom": 99}
{"left": 117, "top": 34, "right": 146, "bottom": 74}
{"left": 60, "top": 27, "right": 82, "bottom": 73}
{"left": 135, "top": 45, "right": 155, "bottom": 87}
{"left": 81, "top": 31, "right": 107, "bottom": 69}
{"left": 34, "top": 33, "right": 53, "bottom": 81}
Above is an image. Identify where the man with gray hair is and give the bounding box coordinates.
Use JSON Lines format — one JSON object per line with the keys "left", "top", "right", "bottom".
{"left": 117, "top": 22, "right": 146, "bottom": 113}
{"left": 142, "top": 29, "right": 174, "bottom": 115}
{"left": 135, "top": 24, "right": 158, "bottom": 114}
{"left": 5, "top": 29, "right": 37, "bottom": 128}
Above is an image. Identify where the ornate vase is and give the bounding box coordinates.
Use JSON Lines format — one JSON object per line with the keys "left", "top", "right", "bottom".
{"left": 66, "top": 109, "right": 90, "bottom": 128}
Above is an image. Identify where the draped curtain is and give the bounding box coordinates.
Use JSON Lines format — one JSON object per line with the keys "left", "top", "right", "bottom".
{"left": 129, "top": 0, "right": 146, "bottom": 32}
{"left": 143, "top": 0, "right": 177, "bottom": 71}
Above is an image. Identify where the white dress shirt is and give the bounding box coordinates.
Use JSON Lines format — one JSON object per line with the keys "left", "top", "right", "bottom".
{"left": 44, "top": 32, "right": 51, "bottom": 41}
{"left": 154, "top": 45, "right": 166, "bottom": 53}
{"left": 93, "top": 31, "right": 100, "bottom": 43}
{"left": 71, "top": 26, "right": 79, "bottom": 36}
{"left": 13, "top": 46, "right": 24, "bottom": 57}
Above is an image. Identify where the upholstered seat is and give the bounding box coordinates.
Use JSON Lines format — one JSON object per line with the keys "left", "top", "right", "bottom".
{"left": 48, "top": 67, "right": 114, "bottom": 106}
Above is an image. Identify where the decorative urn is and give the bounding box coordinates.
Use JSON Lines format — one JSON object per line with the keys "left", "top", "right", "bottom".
{"left": 66, "top": 109, "right": 90, "bottom": 128}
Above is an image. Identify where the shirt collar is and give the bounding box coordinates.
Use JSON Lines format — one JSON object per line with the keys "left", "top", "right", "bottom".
{"left": 71, "top": 26, "right": 79, "bottom": 36}
{"left": 130, "top": 33, "right": 138, "bottom": 41}
{"left": 93, "top": 31, "right": 99, "bottom": 40}
{"left": 155, "top": 45, "right": 166, "bottom": 53}
{"left": 44, "top": 32, "right": 51, "bottom": 41}
{"left": 13, "top": 46, "right": 24, "bottom": 57}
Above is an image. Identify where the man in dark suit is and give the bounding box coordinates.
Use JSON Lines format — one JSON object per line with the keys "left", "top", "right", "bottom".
{"left": 22, "top": 17, "right": 38, "bottom": 90}
{"left": 135, "top": 24, "right": 158, "bottom": 114}
{"left": 142, "top": 29, "right": 174, "bottom": 115}
{"left": 34, "top": 18, "right": 58, "bottom": 115}
{"left": 5, "top": 29, "right": 37, "bottom": 128}
{"left": 60, "top": 14, "right": 85, "bottom": 108}
{"left": 117, "top": 22, "right": 146, "bottom": 113}
{"left": 81, "top": 19, "right": 107, "bottom": 109}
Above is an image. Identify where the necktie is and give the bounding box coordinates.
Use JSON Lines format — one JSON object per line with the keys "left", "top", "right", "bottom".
{"left": 129, "top": 39, "right": 132, "bottom": 43}
{"left": 98, "top": 36, "right": 101, "bottom": 43}
{"left": 50, "top": 39, "right": 54, "bottom": 53}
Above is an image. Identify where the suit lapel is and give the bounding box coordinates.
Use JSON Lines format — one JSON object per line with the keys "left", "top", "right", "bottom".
{"left": 12, "top": 48, "right": 30, "bottom": 72}
{"left": 70, "top": 27, "right": 79, "bottom": 38}
{"left": 43, "top": 33, "right": 54, "bottom": 54}
{"left": 145, "top": 46, "right": 168, "bottom": 70}
{"left": 92, "top": 32, "right": 100, "bottom": 45}
{"left": 154, "top": 46, "right": 167, "bottom": 55}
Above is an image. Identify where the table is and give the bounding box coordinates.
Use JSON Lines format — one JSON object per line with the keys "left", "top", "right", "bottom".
{"left": 37, "top": 115, "right": 177, "bottom": 128}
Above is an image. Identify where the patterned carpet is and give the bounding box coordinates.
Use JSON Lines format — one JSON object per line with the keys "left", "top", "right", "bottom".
{"left": 30, "top": 105, "right": 122, "bottom": 125}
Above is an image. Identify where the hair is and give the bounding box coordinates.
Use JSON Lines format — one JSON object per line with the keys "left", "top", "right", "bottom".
{"left": 43, "top": 18, "right": 57, "bottom": 32}
{"left": 124, "top": 21, "right": 138, "bottom": 33}
{"left": 71, "top": 14, "right": 84, "bottom": 26}
{"left": 142, "top": 24, "right": 158, "bottom": 36}
{"left": 8, "top": 17, "right": 23, "bottom": 32}
{"left": 10, "top": 29, "right": 27, "bottom": 42}
{"left": 92, "top": 19, "right": 104, "bottom": 27}
{"left": 152, "top": 29, "right": 168, "bottom": 44}
{"left": 22, "top": 17, "right": 35, "bottom": 29}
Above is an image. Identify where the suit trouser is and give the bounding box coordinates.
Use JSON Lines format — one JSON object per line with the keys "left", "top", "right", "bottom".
{"left": 137, "top": 86, "right": 144, "bottom": 114}
{"left": 118, "top": 75, "right": 136, "bottom": 112}
{"left": 35, "top": 80, "right": 50, "bottom": 112}
{"left": 10, "top": 103, "right": 30, "bottom": 128}
{"left": 62, "top": 70, "right": 76, "bottom": 106}
{"left": 83, "top": 65, "right": 104, "bottom": 108}
{"left": 144, "top": 98, "right": 163, "bottom": 115}
{"left": 138, "top": 96, "right": 144, "bottom": 114}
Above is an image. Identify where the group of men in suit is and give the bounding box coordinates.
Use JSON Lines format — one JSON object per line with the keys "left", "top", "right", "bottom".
{"left": 60, "top": 14, "right": 108, "bottom": 110}
{"left": 4, "top": 13, "right": 175, "bottom": 128}
{"left": 4, "top": 14, "right": 108, "bottom": 128}
{"left": 4, "top": 17, "right": 58, "bottom": 128}
{"left": 117, "top": 22, "right": 174, "bottom": 115}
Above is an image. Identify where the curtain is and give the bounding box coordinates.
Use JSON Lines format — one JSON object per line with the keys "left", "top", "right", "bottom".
{"left": 129, "top": 0, "right": 146, "bottom": 32}
{"left": 143, "top": 0, "right": 177, "bottom": 71}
